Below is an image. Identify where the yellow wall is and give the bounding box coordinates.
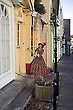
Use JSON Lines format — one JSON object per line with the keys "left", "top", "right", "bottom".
{"left": 32, "top": 0, "right": 53, "bottom": 67}
{"left": 14, "top": 4, "right": 32, "bottom": 74}
{"left": 24, "top": 11, "right": 31, "bottom": 63}
{"left": 14, "top": 0, "right": 54, "bottom": 74}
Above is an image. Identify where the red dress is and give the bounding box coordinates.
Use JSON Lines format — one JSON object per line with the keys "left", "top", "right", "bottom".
{"left": 30, "top": 47, "right": 47, "bottom": 76}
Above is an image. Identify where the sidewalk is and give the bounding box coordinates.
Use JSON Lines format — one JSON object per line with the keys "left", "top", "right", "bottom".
{"left": 0, "top": 74, "right": 35, "bottom": 110}
{"left": 57, "top": 55, "right": 73, "bottom": 110}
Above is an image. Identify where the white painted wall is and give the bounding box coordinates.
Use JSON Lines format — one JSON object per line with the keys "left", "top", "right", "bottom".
{"left": 57, "top": 3, "right": 63, "bottom": 61}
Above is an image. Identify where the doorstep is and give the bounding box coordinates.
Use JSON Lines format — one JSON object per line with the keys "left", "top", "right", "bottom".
{"left": 0, "top": 74, "right": 35, "bottom": 110}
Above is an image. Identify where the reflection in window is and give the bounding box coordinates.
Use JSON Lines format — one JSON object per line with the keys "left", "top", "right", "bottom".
{"left": 0, "top": 3, "right": 10, "bottom": 75}
{"left": 17, "top": 22, "right": 20, "bottom": 47}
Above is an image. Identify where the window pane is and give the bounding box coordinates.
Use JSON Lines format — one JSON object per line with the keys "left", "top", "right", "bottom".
{"left": 0, "top": 6, "right": 1, "bottom": 17}
{"left": 1, "top": 4, "right": 4, "bottom": 11}
{"left": 17, "top": 23, "right": 20, "bottom": 47}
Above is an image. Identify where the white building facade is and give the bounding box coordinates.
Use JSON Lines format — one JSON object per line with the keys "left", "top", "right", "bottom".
{"left": 0, "top": 0, "right": 15, "bottom": 89}
{"left": 57, "top": 3, "right": 63, "bottom": 61}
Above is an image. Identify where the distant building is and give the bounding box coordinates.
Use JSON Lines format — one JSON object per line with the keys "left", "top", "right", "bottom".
{"left": 63, "top": 19, "right": 71, "bottom": 56}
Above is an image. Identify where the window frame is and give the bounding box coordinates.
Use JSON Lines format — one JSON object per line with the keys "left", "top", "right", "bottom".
{"left": 0, "top": 3, "right": 10, "bottom": 75}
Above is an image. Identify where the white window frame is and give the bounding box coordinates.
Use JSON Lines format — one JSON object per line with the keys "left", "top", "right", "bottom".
{"left": 0, "top": 1, "right": 15, "bottom": 89}
{"left": 0, "top": 3, "right": 10, "bottom": 75}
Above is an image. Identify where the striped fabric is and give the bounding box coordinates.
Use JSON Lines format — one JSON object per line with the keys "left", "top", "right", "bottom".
{"left": 30, "top": 56, "right": 47, "bottom": 76}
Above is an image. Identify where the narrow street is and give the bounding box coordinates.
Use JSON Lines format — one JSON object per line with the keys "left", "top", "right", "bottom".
{"left": 57, "top": 55, "right": 73, "bottom": 110}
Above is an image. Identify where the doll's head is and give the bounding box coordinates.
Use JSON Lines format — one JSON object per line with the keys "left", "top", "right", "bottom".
{"left": 38, "top": 42, "right": 46, "bottom": 48}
